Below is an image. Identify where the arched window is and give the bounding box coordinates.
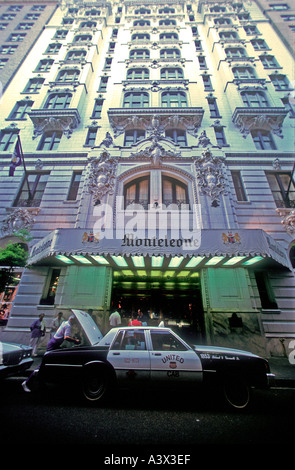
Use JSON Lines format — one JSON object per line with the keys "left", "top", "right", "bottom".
{"left": 159, "top": 19, "right": 176, "bottom": 26}
{"left": 56, "top": 69, "right": 79, "bottom": 82}
{"left": 132, "top": 33, "right": 150, "bottom": 41}
{"left": 80, "top": 21, "right": 96, "bottom": 28}
{"left": 65, "top": 50, "right": 87, "bottom": 61}
{"left": 73, "top": 34, "right": 92, "bottom": 43}
{"left": 44, "top": 93, "right": 72, "bottom": 109}
{"left": 160, "top": 48, "right": 180, "bottom": 59}
{"left": 214, "top": 18, "right": 231, "bottom": 25}
{"left": 133, "top": 20, "right": 150, "bottom": 27}
{"left": 127, "top": 68, "right": 149, "bottom": 80}
{"left": 159, "top": 32, "right": 178, "bottom": 41}
{"left": 130, "top": 49, "right": 150, "bottom": 59}
{"left": 241, "top": 91, "right": 269, "bottom": 107}
{"left": 124, "top": 176, "right": 150, "bottom": 209}
{"left": 232, "top": 66, "right": 256, "bottom": 79}
{"left": 123, "top": 92, "right": 149, "bottom": 108}
{"left": 134, "top": 8, "right": 151, "bottom": 15}
{"left": 160, "top": 67, "right": 183, "bottom": 79}
{"left": 162, "top": 176, "right": 189, "bottom": 208}
{"left": 225, "top": 47, "right": 247, "bottom": 58}
{"left": 159, "top": 7, "right": 175, "bottom": 14}
{"left": 161, "top": 91, "right": 187, "bottom": 107}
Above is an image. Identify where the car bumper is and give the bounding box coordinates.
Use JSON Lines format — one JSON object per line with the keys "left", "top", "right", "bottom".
{"left": 0, "top": 358, "right": 34, "bottom": 379}
{"left": 266, "top": 372, "right": 276, "bottom": 387}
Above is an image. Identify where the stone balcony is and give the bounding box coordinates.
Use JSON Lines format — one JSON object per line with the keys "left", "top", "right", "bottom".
{"left": 232, "top": 106, "right": 288, "bottom": 137}
{"left": 28, "top": 108, "right": 81, "bottom": 139}
{"left": 108, "top": 106, "right": 205, "bottom": 137}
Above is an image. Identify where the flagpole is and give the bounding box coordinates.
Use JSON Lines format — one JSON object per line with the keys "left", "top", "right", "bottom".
{"left": 17, "top": 135, "right": 32, "bottom": 201}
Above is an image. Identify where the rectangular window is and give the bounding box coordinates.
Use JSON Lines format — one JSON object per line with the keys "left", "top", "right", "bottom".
{"left": 252, "top": 130, "right": 276, "bottom": 150}
{"left": 67, "top": 171, "right": 82, "bottom": 200}
{"left": 85, "top": 128, "right": 97, "bottom": 146}
{"left": 255, "top": 272, "right": 278, "bottom": 310}
{"left": 13, "top": 172, "right": 49, "bottom": 207}
{"left": 0, "top": 130, "right": 18, "bottom": 151}
{"left": 38, "top": 131, "right": 62, "bottom": 150}
{"left": 207, "top": 98, "right": 220, "bottom": 117}
{"left": 214, "top": 127, "right": 227, "bottom": 147}
{"left": 266, "top": 172, "right": 295, "bottom": 208}
{"left": 231, "top": 171, "right": 247, "bottom": 202}
{"left": 91, "top": 99, "right": 103, "bottom": 118}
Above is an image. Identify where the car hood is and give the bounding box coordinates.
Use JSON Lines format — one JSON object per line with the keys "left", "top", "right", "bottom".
{"left": 71, "top": 309, "right": 104, "bottom": 346}
{"left": 193, "top": 344, "right": 259, "bottom": 358}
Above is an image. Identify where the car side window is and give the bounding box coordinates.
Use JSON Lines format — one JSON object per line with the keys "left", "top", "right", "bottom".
{"left": 111, "top": 330, "right": 146, "bottom": 351}
{"left": 151, "top": 331, "right": 188, "bottom": 352}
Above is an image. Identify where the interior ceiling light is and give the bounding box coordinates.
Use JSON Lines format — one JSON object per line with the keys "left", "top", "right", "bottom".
{"left": 242, "top": 256, "right": 264, "bottom": 266}
{"left": 168, "top": 256, "right": 184, "bottom": 268}
{"left": 185, "top": 256, "right": 205, "bottom": 268}
{"left": 89, "top": 255, "right": 109, "bottom": 265}
{"left": 223, "top": 256, "right": 247, "bottom": 266}
{"left": 205, "top": 256, "right": 225, "bottom": 266}
{"left": 151, "top": 256, "right": 164, "bottom": 267}
{"left": 111, "top": 255, "right": 128, "bottom": 267}
{"left": 131, "top": 256, "right": 145, "bottom": 267}
{"left": 71, "top": 255, "right": 92, "bottom": 264}
{"left": 55, "top": 255, "right": 74, "bottom": 264}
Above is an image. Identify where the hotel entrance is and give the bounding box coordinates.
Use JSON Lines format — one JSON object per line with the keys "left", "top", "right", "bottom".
{"left": 111, "top": 270, "right": 205, "bottom": 344}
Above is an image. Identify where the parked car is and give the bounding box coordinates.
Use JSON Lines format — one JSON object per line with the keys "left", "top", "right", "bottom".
{"left": 33, "top": 309, "right": 275, "bottom": 409}
{"left": 0, "top": 341, "right": 33, "bottom": 379}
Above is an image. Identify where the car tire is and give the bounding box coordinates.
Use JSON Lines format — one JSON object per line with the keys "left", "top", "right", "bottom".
{"left": 223, "top": 373, "right": 250, "bottom": 410}
{"left": 82, "top": 367, "right": 109, "bottom": 403}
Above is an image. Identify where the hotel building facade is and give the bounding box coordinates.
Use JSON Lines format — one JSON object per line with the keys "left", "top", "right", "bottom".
{"left": 0, "top": 0, "right": 294, "bottom": 357}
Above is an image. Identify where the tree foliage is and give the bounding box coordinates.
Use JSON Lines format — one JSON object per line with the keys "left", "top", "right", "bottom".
{"left": 0, "top": 243, "right": 29, "bottom": 293}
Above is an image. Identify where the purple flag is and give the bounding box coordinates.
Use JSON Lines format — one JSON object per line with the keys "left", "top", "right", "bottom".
{"left": 9, "top": 138, "right": 22, "bottom": 176}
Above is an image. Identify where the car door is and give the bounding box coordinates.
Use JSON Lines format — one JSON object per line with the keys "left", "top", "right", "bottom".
{"left": 107, "top": 329, "right": 151, "bottom": 386}
{"left": 148, "top": 329, "right": 202, "bottom": 386}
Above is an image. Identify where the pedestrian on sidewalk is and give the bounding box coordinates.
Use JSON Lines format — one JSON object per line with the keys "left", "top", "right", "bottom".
{"left": 29, "top": 313, "right": 46, "bottom": 356}
{"left": 50, "top": 311, "right": 64, "bottom": 338}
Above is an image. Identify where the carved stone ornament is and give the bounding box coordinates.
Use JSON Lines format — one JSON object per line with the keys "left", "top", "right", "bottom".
{"left": 195, "top": 149, "right": 227, "bottom": 207}
{"left": 232, "top": 108, "right": 288, "bottom": 138}
{"left": 29, "top": 109, "right": 81, "bottom": 139}
{"left": 1, "top": 208, "right": 35, "bottom": 235}
{"left": 87, "top": 151, "right": 118, "bottom": 205}
{"left": 277, "top": 208, "right": 295, "bottom": 235}
{"left": 282, "top": 210, "right": 295, "bottom": 234}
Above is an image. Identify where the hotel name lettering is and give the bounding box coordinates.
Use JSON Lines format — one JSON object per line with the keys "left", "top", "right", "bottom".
{"left": 121, "top": 234, "right": 200, "bottom": 248}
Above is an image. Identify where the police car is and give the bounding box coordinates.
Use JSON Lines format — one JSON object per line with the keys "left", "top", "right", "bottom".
{"left": 36, "top": 310, "right": 275, "bottom": 409}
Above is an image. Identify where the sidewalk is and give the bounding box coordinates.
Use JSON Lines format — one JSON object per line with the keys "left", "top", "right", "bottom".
{"left": 26, "top": 355, "right": 295, "bottom": 387}
{"left": 268, "top": 357, "right": 295, "bottom": 387}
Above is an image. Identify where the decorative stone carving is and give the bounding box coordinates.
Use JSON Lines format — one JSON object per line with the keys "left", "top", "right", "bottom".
{"left": 232, "top": 107, "right": 288, "bottom": 138}
{"left": 1, "top": 208, "right": 35, "bottom": 235}
{"left": 277, "top": 208, "right": 295, "bottom": 235}
{"left": 108, "top": 109, "right": 204, "bottom": 138}
{"left": 29, "top": 109, "right": 81, "bottom": 139}
{"left": 98, "top": 131, "right": 113, "bottom": 148}
{"left": 197, "top": 130, "right": 212, "bottom": 148}
{"left": 87, "top": 150, "right": 118, "bottom": 205}
{"left": 195, "top": 149, "right": 226, "bottom": 207}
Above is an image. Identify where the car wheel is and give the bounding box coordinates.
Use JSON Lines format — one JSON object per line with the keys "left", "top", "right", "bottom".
{"left": 82, "top": 368, "right": 109, "bottom": 403}
{"left": 223, "top": 374, "right": 250, "bottom": 410}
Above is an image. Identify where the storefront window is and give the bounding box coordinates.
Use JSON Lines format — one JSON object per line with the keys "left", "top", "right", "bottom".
{"left": 40, "top": 269, "right": 61, "bottom": 305}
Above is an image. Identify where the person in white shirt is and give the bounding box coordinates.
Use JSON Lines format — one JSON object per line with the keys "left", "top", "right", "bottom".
{"left": 109, "top": 310, "right": 122, "bottom": 327}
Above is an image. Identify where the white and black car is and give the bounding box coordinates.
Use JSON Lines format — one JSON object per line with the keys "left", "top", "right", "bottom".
{"left": 36, "top": 310, "right": 275, "bottom": 409}
{"left": 0, "top": 341, "right": 33, "bottom": 379}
